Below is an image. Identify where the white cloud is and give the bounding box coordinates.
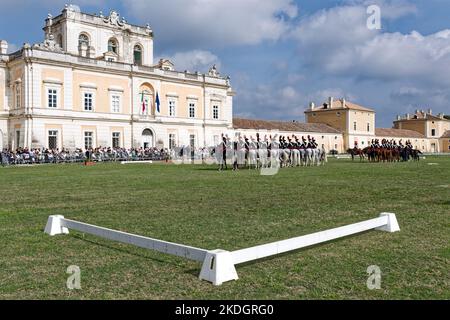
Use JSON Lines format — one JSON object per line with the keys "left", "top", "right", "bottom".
{"left": 124, "top": 0, "right": 298, "bottom": 48}
{"left": 158, "top": 50, "right": 220, "bottom": 73}
{"left": 290, "top": 2, "right": 450, "bottom": 87}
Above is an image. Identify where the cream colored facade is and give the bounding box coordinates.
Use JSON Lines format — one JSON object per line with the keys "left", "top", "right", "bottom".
{"left": 305, "top": 98, "right": 376, "bottom": 150}
{"left": 393, "top": 110, "right": 450, "bottom": 153}
{"left": 305, "top": 98, "right": 450, "bottom": 153}
{"left": 0, "top": 6, "right": 234, "bottom": 151}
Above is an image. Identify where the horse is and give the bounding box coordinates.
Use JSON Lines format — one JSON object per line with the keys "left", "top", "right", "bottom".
{"left": 305, "top": 147, "right": 314, "bottom": 166}
{"left": 280, "top": 148, "right": 291, "bottom": 168}
{"left": 247, "top": 140, "right": 258, "bottom": 169}
{"left": 347, "top": 148, "right": 365, "bottom": 162}
{"left": 411, "top": 149, "right": 422, "bottom": 161}
{"left": 258, "top": 141, "right": 269, "bottom": 168}
{"left": 314, "top": 147, "right": 327, "bottom": 166}
{"left": 290, "top": 147, "right": 300, "bottom": 167}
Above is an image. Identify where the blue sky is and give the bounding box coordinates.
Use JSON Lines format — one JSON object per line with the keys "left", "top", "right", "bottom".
{"left": 1, "top": 0, "right": 450, "bottom": 127}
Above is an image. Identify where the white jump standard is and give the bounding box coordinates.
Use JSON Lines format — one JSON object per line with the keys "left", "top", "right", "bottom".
{"left": 44, "top": 213, "right": 400, "bottom": 286}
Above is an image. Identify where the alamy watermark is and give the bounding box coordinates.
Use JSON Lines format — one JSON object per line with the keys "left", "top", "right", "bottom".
{"left": 66, "top": 265, "right": 81, "bottom": 290}
{"left": 366, "top": 265, "right": 382, "bottom": 290}
{"left": 367, "top": 5, "right": 381, "bottom": 30}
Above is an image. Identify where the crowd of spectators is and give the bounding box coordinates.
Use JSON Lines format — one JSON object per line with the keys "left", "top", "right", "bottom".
{"left": 0, "top": 147, "right": 173, "bottom": 166}
{"left": 0, "top": 145, "right": 218, "bottom": 166}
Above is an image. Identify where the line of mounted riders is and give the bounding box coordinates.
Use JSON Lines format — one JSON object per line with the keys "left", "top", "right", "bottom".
{"left": 347, "top": 139, "right": 423, "bottom": 162}
{"left": 216, "top": 133, "right": 327, "bottom": 170}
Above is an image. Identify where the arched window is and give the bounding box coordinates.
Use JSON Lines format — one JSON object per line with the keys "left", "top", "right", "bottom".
{"left": 78, "top": 33, "right": 89, "bottom": 47}
{"left": 108, "top": 38, "right": 118, "bottom": 54}
{"left": 133, "top": 45, "right": 143, "bottom": 65}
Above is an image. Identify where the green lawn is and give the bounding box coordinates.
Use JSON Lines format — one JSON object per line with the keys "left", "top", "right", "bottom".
{"left": 0, "top": 157, "right": 449, "bottom": 300}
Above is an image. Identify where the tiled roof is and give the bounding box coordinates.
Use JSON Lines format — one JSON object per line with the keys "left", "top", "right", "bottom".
{"left": 306, "top": 99, "right": 375, "bottom": 112}
{"left": 375, "top": 128, "right": 425, "bottom": 138}
{"left": 233, "top": 118, "right": 341, "bottom": 134}
{"left": 441, "top": 130, "right": 450, "bottom": 138}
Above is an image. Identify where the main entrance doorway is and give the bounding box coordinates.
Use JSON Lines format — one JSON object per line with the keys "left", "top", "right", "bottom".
{"left": 142, "top": 129, "right": 154, "bottom": 149}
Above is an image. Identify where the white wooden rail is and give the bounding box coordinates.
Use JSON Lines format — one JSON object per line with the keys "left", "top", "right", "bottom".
{"left": 45, "top": 213, "right": 400, "bottom": 286}
{"left": 44, "top": 216, "right": 207, "bottom": 262}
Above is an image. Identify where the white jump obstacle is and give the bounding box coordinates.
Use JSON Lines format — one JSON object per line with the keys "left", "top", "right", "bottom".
{"left": 121, "top": 161, "right": 153, "bottom": 165}
{"left": 45, "top": 213, "right": 400, "bottom": 286}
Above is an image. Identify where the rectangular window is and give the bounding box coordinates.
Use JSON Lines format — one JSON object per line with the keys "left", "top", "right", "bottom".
{"left": 169, "top": 134, "right": 176, "bottom": 150}
{"left": 84, "top": 93, "right": 93, "bottom": 111}
{"left": 111, "top": 95, "right": 120, "bottom": 113}
{"left": 367, "top": 123, "right": 370, "bottom": 132}
{"left": 84, "top": 131, "right": 93, "bottom": 150}
{"left": 212, "top": 105, "right": 219, "bottom": 120}
{"left": 431, "top": 129, "right": 436, "bottom": 137}
{"left": 189, "top": 102, "right": 196, "bottom": 118}
{"left": 169, "top": 100, "right": 176, "bottom": 117}
{"left": 112, "top": 132, "right": 120, "bottom": 148}
{"left": 48, "top": 130, "right": 58, "bottom": 149}
{"left": 15, "top": 85, "right": 21, "bottom": 109}
{"left": 353, "top": 122, "right": 357, "bottom": 131}
{"left": 16, "top": 131, "right": 20, "bottom": 148}
{"left": 48, "top": 89, "right": 58, "bottom": 108}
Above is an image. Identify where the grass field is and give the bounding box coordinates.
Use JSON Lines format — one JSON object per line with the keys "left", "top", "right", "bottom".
{"left": 0, "top": 157, "right": 449, "bottom": 300}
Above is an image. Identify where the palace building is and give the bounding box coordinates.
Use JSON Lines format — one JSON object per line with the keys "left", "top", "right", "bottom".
{"left": 0, "top": 5, "right": 234, "bottom": 152}
{"left": 1, "top": 5, "right": 449, "bottom": 154}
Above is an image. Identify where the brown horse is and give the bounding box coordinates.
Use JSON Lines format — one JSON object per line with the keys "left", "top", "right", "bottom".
{"left": 347, "top": 148, "right": 365, "bottom": 161}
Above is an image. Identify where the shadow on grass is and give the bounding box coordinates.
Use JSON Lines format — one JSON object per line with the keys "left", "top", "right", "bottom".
{"left": 184, "top": 230, "right": 378, "bottom": 278}
{"left": 71, "top": 234, "right": 174, "bottom": 266}
{"left": 235, "top": 230, "right": 376, "bottom": 270}
{"left": 64, "top": 228, "right": 386, "bottom": 281}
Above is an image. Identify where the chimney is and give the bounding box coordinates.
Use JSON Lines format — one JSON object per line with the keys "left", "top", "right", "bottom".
{"left": 0, "top": 40, "right": 7, "bottom": 55}
{"left": 396, "top": 115, "right": 401, "bottom": 121}
{"left": 428, "top": 108, "right": 432, "bottom": 115}
{"left": 342, "top": 98, "right": 346, "bottom": 108}
{"left": 438, "top": 113, "right": 444, "bottom": 119}
{"left": 328, "top": 97, "right": 334, "bottom": 109}
{"left": 415, "top": 109, "right": 419, "bottom": 114}
{"left": 309, "top": 102, "right": 315, "bottom": 110}
{"left": 406, "top": 113, "right": 410, "bottom": 120}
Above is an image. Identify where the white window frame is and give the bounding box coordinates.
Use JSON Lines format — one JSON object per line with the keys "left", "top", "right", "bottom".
{"left": 168, "top": 99, "right": 177, "bottom": 117}
{"left": 110, "top": 92, "right": 122, "bottom": 113}
{"left": 84, "top": 131, "right": 94, "bottom": 150}
{"left": 46, "top": 86, "right": 61, "bottom": 109}
{"left": 82, "top": 90, "right": 95, "bottom": 112}
{"left": 212, "top": 104, "right": 219, "bottom": 120}
{"left": 48, "top": 130, "right": 59, "bottom": 149}
{"left": 168, "top": 133, "right": 176, "bottom": 150}
{"left": 15, "top": 84, "right": 21, "bottom": 109}
{"left": 188, "top": 101, "right": 196, "bottom": 118}
{"left": 112, "top": 132, "right": 121, "bottom": 148}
